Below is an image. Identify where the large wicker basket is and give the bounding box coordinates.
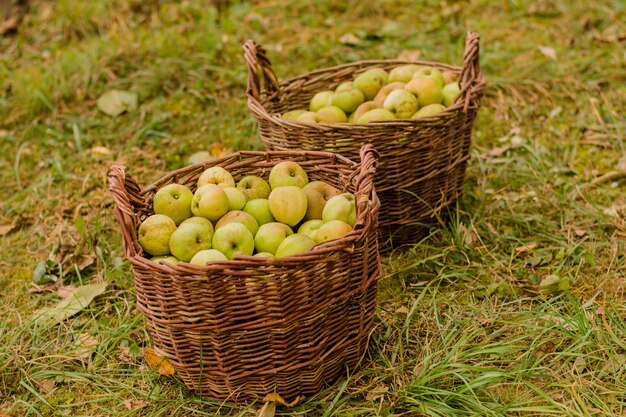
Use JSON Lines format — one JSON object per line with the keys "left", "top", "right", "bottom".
{"left": 107, "top": 146, "right": 380, "bottom": 403}
{"left": 244, "top": 32, "right": 485, "bottom": 247}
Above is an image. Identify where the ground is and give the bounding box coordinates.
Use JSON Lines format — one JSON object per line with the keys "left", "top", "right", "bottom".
{"left": 1, "top": 0, "right": 626, "bottom": 416}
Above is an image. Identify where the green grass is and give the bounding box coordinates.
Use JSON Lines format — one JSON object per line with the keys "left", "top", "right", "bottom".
{"left": 2, "top": 0, "right": 626, "bottom": 415}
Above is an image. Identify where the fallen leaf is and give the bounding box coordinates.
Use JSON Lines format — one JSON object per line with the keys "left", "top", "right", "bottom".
{"left": 538, "top": 46, "right": 557, "bottom": 61}
{"left": 365, "top": 384, "right": 389, "bottom": 401}
{"left": 124, "top": 399, "right": 147, "bottom": 411}
{"left": 34, "top": 282, "right": 107, "bottom": 325}
{"left": 58, "top": 285, "right": 77, "bottom": 299}
{"left": 396, "top": 49, "right": 421, "bottom": 61}
{"left": 339, "top": 33, "right": 364, "bottom": 46}
{"left": 574, "top": 229, "right": 586, "bottom": 237}
{"left": 187, "top": 151, "right": 211, "bottom": 165}
{"left": 0, "top": 223, "right": 15, "bottom": 236}
{"left": 515, "top": 243, "right": 539, "bottom": 254}
{"left": 88, "top": 146, "right": 113, "bottom": 160}
{"left": 0, "top": 14, "right": 19, "bottom": 35}
{"left": 551, "top": 393, "right": 564, "bottom": 401}
{"left": 209, "top": 141, "right": 233, "bottom": 159}
{"left": 482, "top": 146, "right": 510, "bottom": 158}
{"left": 74, "top": 333, "right": 99, "bottom": 358}
{"left": 97, "top": 90, "right": 138, "bottom": 116}
{"left": 262, "top": 393, "right": 304, "bottom": 407}
{"left": 35, "top": 379, "right": 56, "bottom": 394}
{"left": 143, "top": 348, "right": 175, "bottom": 375}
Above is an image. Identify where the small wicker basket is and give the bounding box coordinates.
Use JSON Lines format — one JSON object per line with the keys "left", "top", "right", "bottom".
{"left": 244, "top": 32, "right": 485, "bottom": 247}
{"left": 108, "top": 145, "right": 380, "bottom": 403}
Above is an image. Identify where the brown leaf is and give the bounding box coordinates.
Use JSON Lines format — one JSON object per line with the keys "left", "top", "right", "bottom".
{"left": 339, "top": 33, "right": 364, "bottom": 46}
{"left": 574, "top": 229, "right": 587, "bottom": 237}
{"left": 482, "top": 146, "right": 511, "bottom": 158}
{"left": 143, "top": 348, "right": 175, "bottom": 375}
{"left": 35, "top": 379, "right": 56, "bottom": 394}
{"left": 123, "top": 399, "right": 147, "bottom": 411}
{"left": 74, "top": 333, "right": 99, "bottom": 358}
{"left": 551, "top": 392, "right": 564, "bottom": 401}
{"left": 262, "top": 393, "right": 304, "bottom": 407}
{"left": 209, "top": 141, "right": 233, "bottom": 159}
{"left": 117, "top": 346, "right": 135, "bottom": 363}
{"left": 28, "top": 281, "right": 62, "bottom": 294}
{"left": 515, "top": 243, "right": 539, "bottom": 254}
{"left": 396, "top": 49, "right": 421, "bottom": 61}
{"left": 58, "top": 285, "right": 77, "bottom": 299}
{"left": 365, "top": 384, "right": 389, "bottom": 401}
{"left": 0, "top": 14, "right": 19, "bottom": 35}
{"left": 0, "top": 223, "right": 15, "bottom": 236}
{"left": 538, "top": 46, "right": 557, "bottom": 61}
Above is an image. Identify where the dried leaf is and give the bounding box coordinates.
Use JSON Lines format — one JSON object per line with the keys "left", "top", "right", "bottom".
{"left": 365, "top": 384, "right": 389, "bottom": 401}
{"left": 144, "top": 348, "right": 175, "bottom": 375}
{"left": 187, "top": 151, "right": 211, "bottom": 165}
{"left": 551, "top": 393, "right": 564, "bottom": 401}
{"left": 339, "top": 33, "right": 364, "bottom": 46}
{"left": 35, "top": 379, "right": 56, "bottom": 394}
{"left": 35, "top": 282, "right": 107, "bottom": 325}
{"left": 58, "top": 285, "right": 77, "bottom": 299}
{"left": 88, "top": 146, "right": 113, "bottom": 160}
{"left": 74, "top": 333, "right": 99, "bottom": 358}
{"left": 209, "top": 141, "right": 233, "bottom": 159}
{"left": 515, "top": 243, "right": 539, "bottom": 254}
{"left": 396, "top": 49, "right": 421, "bottom": 61}
{"left": 483, "top": 146, "right": 511, "bottom": 158}
{"left": 124, "top": 399, "right": 147, "bottom": 411}
{"left": 262, "top": 393, "right": 304, "bottom": 407}
{"left": 97, "top": 90, "right": 138, "bottom": 116}
{"left": 538, "top": 46, "right": 557, "bottom": 61}
{"left": 574, "top": 229, "right": 587, "bottom": 237}
{"left": 0, "top": 223, "right": 15, "bottom": 236}
{"left": 0, "top": 14, "right": 19, "bottom": 35}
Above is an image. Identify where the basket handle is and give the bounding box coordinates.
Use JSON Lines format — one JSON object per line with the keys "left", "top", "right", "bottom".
{"left": 458, "top": 31, "right": 481, "bottom": 112}
{"left": 107, "top": 165, "right": 144, "bottom": 258}
{"left": 243, "top": 40, "right": 281, "bottom": 104}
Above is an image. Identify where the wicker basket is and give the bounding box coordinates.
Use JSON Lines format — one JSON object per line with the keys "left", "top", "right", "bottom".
{"left": 107, "top": 145, "right": 380, "bottom": 403}
{"left": 244, "top": 32, "right": 485, "bottom": 247}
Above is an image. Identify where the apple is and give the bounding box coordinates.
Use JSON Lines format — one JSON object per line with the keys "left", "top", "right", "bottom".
{"left": 322, "top": 193, "right": 357, "bottom": 226}
{"left": 351, "top": 101, "right": 380, "bottom": 124}
{"left": 150, "top": 255, "right": 179, "bottom": 265}
{"left": 268, "top": 186, "right": 307, "bottom": 227}
{"left": 412, "top": 103, "right": 447, "bottom": 119}
{"left": 275, "top": 234, "right": 317, "bottom": 258}
{"left": 282, "top": 110, "right": 307, "bottom": 121}
{"left": 331, "top": 89, "right": 364, "bottom": 113}
{"left": 296, "top": 111, "right": 319, "bottom": 123}
{"left": 254, "top": 222, "right": 294, "bottom": 255}
{"left": 388, "top": 64, "right": 421, "bottom": 83}
{"left": 314, "top": 220, "right": 353, "bottom": 244}
{"left": 412, "top": 66, "right": 445, "bottom": 87}
{"left": 383, "top": 89, "right": 419, "bottom": 119}
{"left": 316, "top": 106, "right": 348, "bottom": 123}
{"left": 269, "top": 161, "right": 309, "bottom": 189}
{"left": 223, "top": 187, "right": 246, "bottom": 211}
{"left": 298, "top": 219, "right": 324, "bottom": 241}
{"left": 197, "top": 166, "right": 235, "bottom": 188}
{"left": 309, "top": 91, "right": 334, "bottom": 112}
{"left": 442, "top": 70, "right": 457, "bottom": 85}
{"left": 153, "top": 184, "right": 193, "bottom": 225}
{"left": 211, "top": 223, "right": 254, "bottom": 259}
{"left": 243, "top": 198, "right": 275, "bottom": 226}
{"left": 189, "top": 249, "right": 228, "bottom": 265}
{"left": 237, "top": 175, "right": 271, "bottom": 200}
{"left": 191, "top": 184, "right": 229, "bottom": 221}
{"left": 405, "top": 77, "right": 443, "bottom": 107}
{"left": 180, "top": 216, "right": 213, "bottom": 228}
{"left": 442, "top": 82, "right": 461, "bottom": 107}
{"left": 169, "top": 221, "right": 214, "bottom": 262}
{"left": 302, "top": 180, "right": 341, "bottom": 221}
{"left": 353, "top": 68, "right": 388, "bottom": 100}
{"left": 215, "top": 210, "right": 259, "bottom": 236}
{"left": 254, "top": 252, "right": 274, "bottom": 258}
{"left": 356, "top": 109, "right": 395, "bottom": 123}
{"left": 373, "top": 82, "right": 406, "bottom": 107}
{"left": 335, "top": 81, "right": 354, "bottom": 92}
{"left": 138, "top": 214, "right": 177, "bottom": 256}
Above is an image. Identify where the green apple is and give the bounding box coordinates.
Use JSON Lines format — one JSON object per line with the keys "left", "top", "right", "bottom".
{"left": 275, "top": 234, "right": 317, "bottom": 258}
{"left": 180, "top": 216, "right": 213, "bottom": 228}
{"left": 150, "top": 255, "right": 179, "bottom": 265}
{"left": 335, "top": 81, "right": 354, "bottom": 92}
{"left": 243, "top": 198, "right": 275, "bottom": 226}
{"left": 388, "top": 64, "right": 421, "bottom": 83}
{"left": 412, "top": 103, "right": 447, "bottom": 119}
{"left": 296, "top": 111, "right": 318, "bottom": 123}
{"left": 153, "top": 184, "right": 193, "bottom": 225}
{"left": 383, "top": 89, "right": 419, "bottom": 119}
{"left": 236, "top": 175, "right": 271, "bottom": 201}
{"left": 302, "top": 180, "right": 341, "bottom": 221}
{"left": 442, "top": 70, "right": 457, "bottom": 85}
{"left": 191, "top": 184, "right": 229, "bottom": 221}
{"left": 298, "top": 219, "right": 324, "bottom": 241}
{"left": 223, "top": 187, "right": 246, "bottom": 211}
{"left": 282, "top": 109, "right": 307, "bottom": 121}
{"left": 412, "top": 66, "right": 445, "bottom": 87}
{"left": 169, "top": 221, "right": 214, "bottom": 262}
{"left": 353, "top": 68, "right": 388, "bottom": 100}
{"left": 212, "top": 223, "right": 254, "bottom": 259}
{"left": 309, "top": 91, "right": 334, "bottom": 112}
{"left": 331, "top": 88, "right": 365, "bottom": 113}
{"left": 356, "top": 108, "right": 396, "bottom": 123}
{"left": 138, "top": 214, "right": 177, "bottom": 256}
{"left": 314, "top": 220, "right": 353, "bottom": 244}
{"left": 322, "top": 193, "right": 357, "bottom": 226}
{"left": 373, "top": 82, "right": 406, "bottom": 107}
{"left": 197, "top": 166, "right": 235, "bottom": 188}
{"left": 269, "top": 161, "right": 309, "bottom": 189}
{"left": 254, "top": 252, "right": 275, "bottom": 258}
{"left": 351, "top": 101, "right": 380, "bottom": 124}
{"left": 268, "top": 186, "right": 307, "bottom": 227}
{"left": 189, "top": 249, "right": 228, "bottom": 265}
{"left": 215, "top": 210, "right": 259, "bottom": 236}
{"left": 254, "top": 222, "right": 294, "bottom": 255}
{"left": 405, "top": 77, "right": 443, "bottom": 107}
{"left": 442, "top": 82, "right": 461, "bottom": 107}
{"left": 316, "top": 106, "right": 348, "bottom": 123}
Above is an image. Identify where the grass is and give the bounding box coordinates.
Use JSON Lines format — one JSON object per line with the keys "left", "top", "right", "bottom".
{"left": 1, "top": 0, "right": 626, "bottom": 415}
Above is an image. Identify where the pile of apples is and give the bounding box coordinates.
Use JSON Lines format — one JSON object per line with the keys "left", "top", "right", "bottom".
{"left": 137, "top": 162, "right": 357, "bottom": 265}
{"left": 282, "top": 65, "right": 460, "bottom": 123}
